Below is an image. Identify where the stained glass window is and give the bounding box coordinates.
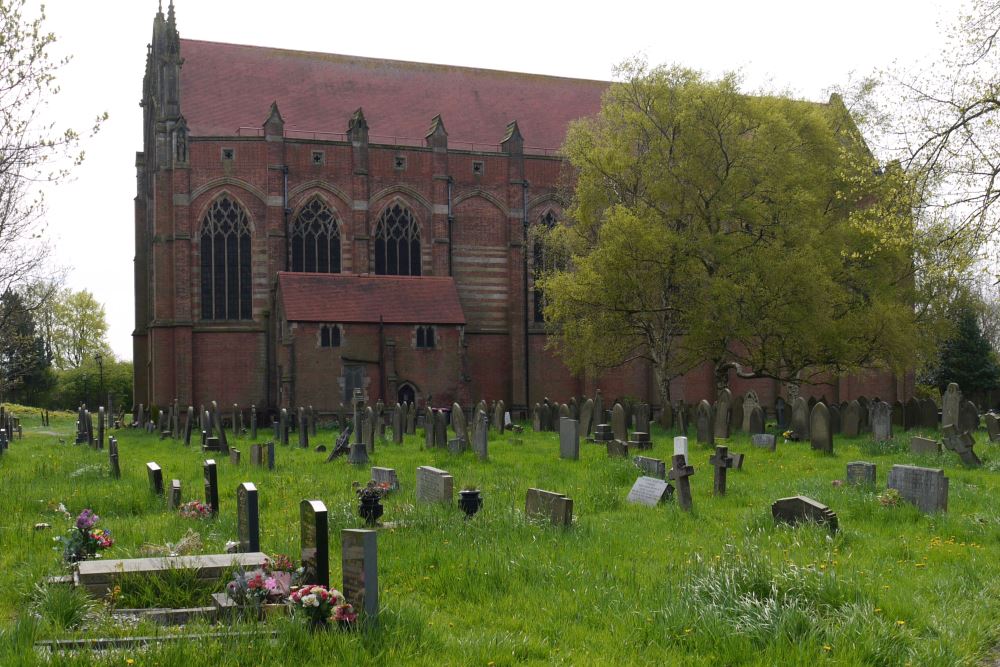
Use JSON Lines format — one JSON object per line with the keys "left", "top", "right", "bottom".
{"left": 290, "top": 198, "right": 341, "bottom": 273}
{"left": 200, "top": 196, "right": 252, "bottom": 320}
{"left": 374, "top": 203, "right": 420, "bottom": 276}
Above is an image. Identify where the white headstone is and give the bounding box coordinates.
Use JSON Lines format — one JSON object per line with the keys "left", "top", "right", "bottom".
{"left": 673, "top": 436, "right": 689, "bottom": 464}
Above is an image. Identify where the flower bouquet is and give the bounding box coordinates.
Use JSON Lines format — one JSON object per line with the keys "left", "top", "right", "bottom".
{"left": 289, "top": 584, "right": 357, "bottom": 629}
{"left": 58, "top": 509, "right": 114, "bottom": 563}
{"left": 264, "top": 553, "right": 295, "bottom": 595}
{"left": 178, "top": 500, "right": 212, "bottom": 519}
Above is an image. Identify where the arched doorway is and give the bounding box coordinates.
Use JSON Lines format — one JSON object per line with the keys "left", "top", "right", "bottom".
{"left": 397, "top": 382, "right": 416, "bottom": 406}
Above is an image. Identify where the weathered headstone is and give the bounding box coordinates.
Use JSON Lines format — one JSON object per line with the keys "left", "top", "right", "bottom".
{"left": 771, "top": 496, "right": 838, "bottom": 532}
{"left": 250, "top": 443, "right": 263, "bottom": 467}
{"left": 558, "top": 418, "right": 579, "bottom": 460}
{"left": 846, "top": 461, "right": 876, "bottom": 485}
{"left": 212, "top": 401, "right": 229, "bottom": 451}
{"left": 857, "top": 396, "right": 870, "bottom": 432}
{"left": 942, "top": 383, "right": 961, "bottom": 428}
{"left": 611, "top": 403, "right": 627, "bottom": 441}
{"left": 415, "top": 466, "right": 453, "bottom": 504}
{"left": 658, "top": 403, "right": 673, "bottom": 430}
{"left": 280, "top": 408, "right": 289, "bottom": 446}
{"left": 714, "top": 389, "right": 732, "bottom": 439}
{"left": 892, "top": 400, "right": 905, "bottom": 429}
{"left": 579, "top": 398, "right": 594, "bottom": 437}
{"left": 791, "top": 397, "right": 809, "bottom": 439}
{"left": 828, "top": 404, "right": 841, "bottom": 435}
{"left": 775, "top": 397, "right": 788, "bottom": 430}
{"left": 871, "top": 400, "right": 893, "bottom": 441}
{"left": 451, "top": 402, "right": 467, "bottom": 443}
{"left": 626, "top": 476, "right": 672, "bottom": 506}
{"left": 146, "top": 462, "right": 163, "bottom": 495}
{"left": 364, "top": 406, "right": 376, "bottom": 454}
{"left": 958, "top": 399, "right": 979, "bottom": 434}
{"left": 371, "top": 467, "right": 399, "bottom": 492}
{"left": 525, "top": 488, "right": 573, "bottom": 526}
{"left": 203, "top": 459, "right": 219, "bottom": 516}
{"left": 919, "top": 398, "right": 938, "bottom": 429}
{"left": 729, "top": 398, "right": 743, "bottom": 434}
{"left": 904, "top": 397, "right": 920, "bottom": 431}
{"left": 250, "top": 405, "right": 257, "bottom": 440}
{"left": 633, "top": 456, "right": 666, "bottom": 479}
{"left": 668, "top": 454, "right": 695, "bottom": 511}
{"left": 941, "top": 423, "right": 982, "bottom": 466}
{"left": 183, "top": 406, "right": 194, "bottom": 446}
{"left": 392, "top": 404, "right": 404, "bottom": 444}
{"left": 267, "top": 441, "right": 275, "bottom": 470}
{"left": 229, "top": 448, "right": 241, "bottom": 465}
{"left": 341, "top": 529, "right": 378, "bottom": 619}
{"left": 709, "top": 445, "right": 734, "bottom": 495}
{"left": 842, "top": 400, "right": 861, "bottom": 437}
{"left": 910, "top": 436, "right": 940, "bottom": 455}
{"left": 696, "top": 400, "right": 714, "bottom": 446}
{"left": 809, "top": 402, "right": 833, "bottom": 452}
{"left": 751, "top": 433, "right": 776, "bottom": 451}
{"left": 310, "top": 405, "right": 318, "bottom": 437}
{"left": 887, "top": 465, "right": 948, "bottom": 513}
{"left": 606, "top": 439, "right": 628, "bottom": 458}
{"left": 405, "top": 402, "right": 416, "bottom": 434}
{"left": 300, "top": 499, "right": 329, "bottom": 587}
{"left": 986, "top": 412, "right": 1000, "bottom": 442}
{"left": 236, "top": 482, "right": 260, "bottom": 552}
{"left": 108, "top": 438, "right": 121, "bottom": 479}
{"left": 748, "top": 405, "right": 765, "bottom": 436}
{"left": 97, "top": 407, "right": 105, "bottom": 449}
{"left": 298, "top": 407, "right": 309, "bottom": 448}
{"left": 168, "top": 479, "right": 181, "bottom": 510}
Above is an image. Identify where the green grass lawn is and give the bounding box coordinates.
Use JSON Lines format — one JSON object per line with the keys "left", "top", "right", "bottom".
{"left": 0, "top": 408, "right": 998, "bottom": 666}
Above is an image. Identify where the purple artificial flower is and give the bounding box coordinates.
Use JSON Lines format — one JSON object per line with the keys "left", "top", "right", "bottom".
{"left": 76, "top": 509, "right": 99, "bottom": 531}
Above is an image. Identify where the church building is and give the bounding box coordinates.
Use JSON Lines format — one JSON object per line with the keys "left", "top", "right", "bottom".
{"left": 133, "top": 4, "right": 911, "bottom": 415}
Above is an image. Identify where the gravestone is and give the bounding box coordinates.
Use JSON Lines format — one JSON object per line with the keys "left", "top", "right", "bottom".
{"left": 791, "top": 397, "right": 809, "bottom": 439}
{"left": 493, "top": 400, "right": 506, "bottom": 434}
{"left": 771, "top": 496, "right": 838, "bottom": 532}
{"left": 606, "top": 439, "right": 628, "bottom": 458}
{"left": 628, "top": 432, "right": 652, "bottom": 451}
{"left": 579, "top": 398, "right": 595, "bottom": 436}
{"left": 433, "top": 410, "right": 448, "bottom": 449}
{"left": 709, "top": 445, "right": 734, "bottom": 495}
{"left": 751, "top": 433, "right": 777, "bottom": 451}
{"left": 183, "top": 406, "right": 194, "bottom": 446}
{"left": 473, "top": 412, "right": 488, "bottom": 461}
{"left": 310, "top": 406, "right": 317, "bottom": 437}
{"left": 300, "top": 500, "right": 329, "bottom": 587}
{"left": 559, "top": 403, "right": 570, "bottom": 420}
{"left": 532, "top": 404, "right": 542, "bottom": 432}
{"left": 668, "top": 454, "right": 695, "bottom": 511}
{"left": 375, "top": 402, "right": 385, "bottom": 442}
{"left": 569, "top": 397, "right": 579, "bottom": 420}
{"left": 298, "top": 407, "right": 309, "bottom": 448}
{"left": 451, "top": 402, "right": 467, "bottom": 443}
{"left": 775, "top": 397, "right": 788, "bottom": 430}
{"left": 633, "top": 403, "right": 650, "bottom": 435}
{"left": 904, "top": 397, "right": 920, "bottom": 431}
{"left": 611, "top": 404, "right": 627, "bottom": 441}
{"left": 942, "top": 383, "right": 961, "bottom": 427}
{"left": 626, "top": 476, "right": 672, "bottom": 506}
{"left": 236, "top": 482, "right": 260, "bottom": 552}
{"left": 549, "top": 402, "right": 561, "bottom": 433}
{"left": 673, "top": 435, "right": 689, "bottom": 464}
{"left": 280, "top": 408, "right": 289, "bottom": 446}
{"left": 892, "top": 400, "right": 905, "bottom": 429}
{"left": 714, "top": 388, "right": 732, "bottom": 439}
{"left": 168, "top": 479, "right": 181, "bottom": 510}
{"left": 97, "top": 407, "right": 105, "bottom": 449}
{"left": 658, "top": 403, "right": 673, "bottom": 430}
{"left": 633, "top": 456, "right": 667, "bottom": 479}
{"left": 229, "top": 448, "right": 241, "bottom": 465}
{"left": 415, "top": 466, "right": 453, "bottom": 504}
{"left": 447, "top": 437, "right": 465, "bottom": 455}
{"left": 146, "top": 462, "right": 163, "bottom": 495}
{"left": 828, "top": 404, "right": 841, "bottom": 435}
{"left": 349, "top": 392, "right": 369, "bottom": 464}
{"left": 676, "top": 403, "right": 689, "bottom": 436}
{"left": 958, "top": 400, "right": 979, "bottom": 434}
{"left": 371, "top": 467, "right": 400, "bottom": 492}
{"left": 392, "top": 404, "right": 404, "bottom": 444}
{"left": 405, "top": 402, "right": 416, "bottom": 434}
{"left": 985, "top": 413, "right": 1000, "bottom": 442}
{"left": 729, "top": 398, "right": 743, "bottom": 434}
{"left": 846, "top": 461, "right": 876, "bottom": 485}
{"left": 910, "top": 436, "right": 941, "bottom": 455}
{"left": 250, "top": 444, "right": 263, "bottom": 467}
{"left": 857, "top": 396, "right": 870, "bottom": 432}
{"left": 696, "top": 400, "right": 713, "bottom": 445}
{"left": 593, "top": 391, "right": 604, "bottom": 433}
{"left": 267, "top": 441, "right": 275, "bottom": 470}
{"left": 525, "top": 488, "right": 573, "bottom": 526}
{"left": 887, "top": 465, "right": 948, "bottom": 513}
{"left": 232, "top": 404, "right": 239, "bottom": 436}
{"left": 203, "top": 410, "right": 213, "bottom": 438}
{"left": 425, "top": 407, "right": 436, "bottom": 447}
{"left": 742, "top": 391, "right": 760, "bottom": 432}
{"left": 593, "top": 423, "right": 613, "bottom": 444}
{"left": 212, "top": 401, "right": 229, "bottom": 451}
{"left": 108, "top": 438, "right": 121, "bottom": 479}
{"left": 204, "top": 436, "right": 222, "bottom": 452}
{"left": 842, "top": 400, "right": 861, "bottom": 437}
{"left": 809, "top": 402, "right": 833, "bottom": 453}
{"left": 919, "top": 398, "right": 938, "bottom": 429}
{"left": 250, "top": 405, "right": 257, "bottom": 440}
{"left": 941, "top": 423, "right": 982, "bottom": 466}
{"left": 204, "top": 460, "right": 219, "bottom": 516}
{"left": 558, "top": 417, "right": 580, "bottom": 460}
{"left": 364, "top": 406, "right": 376, "bottom": 454}
{"left": 342, "top": 529, "right": 378, "bottom": 619}
{"left": 748, "top": 406, "right": 765, "bottom": 436}
{"left": 871, "top": 401, "right": 892, "bottom": 441}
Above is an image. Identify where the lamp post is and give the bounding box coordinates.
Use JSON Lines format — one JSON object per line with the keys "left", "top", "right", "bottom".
{"left": 94, "top": 353, "right": 104, "bottom": 418}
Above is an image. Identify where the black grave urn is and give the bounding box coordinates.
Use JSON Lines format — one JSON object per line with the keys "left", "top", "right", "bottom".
{"left": 459, "top": 489, "right": 482, "bottom": 518}
{"left": 358, "top": 496, "right": 383, "bottom": 526}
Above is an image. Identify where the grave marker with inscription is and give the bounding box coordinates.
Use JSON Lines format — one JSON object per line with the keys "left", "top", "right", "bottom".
{"left": 415, "top": 466, "right": 453, "bottom": 504}
{"left": 236, "top": 482, "right": 260, "bottom": 552}
{"left": 887, "top": 465, "right": 948, "bottom": 513}
{"left": 626, "top": 476, "right": 672, "bottom": 506}
{"left": 525, "top": 488, "right": 573, "bottom": 526}
{"left": 341, "top": 529, "right": 378, "bottom": 618}
{"left": 300, "top": 500, "right": 329, "bottom": 587}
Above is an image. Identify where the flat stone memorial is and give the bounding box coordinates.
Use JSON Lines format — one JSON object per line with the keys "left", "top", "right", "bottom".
{"left": 342, "top": 529, "right": 378, "bottom": 618}
{"left": 300, "top": 500, "right": 329, "bottom": 587}
{"left": 910, "top": 436, "right": 941, "bottom": 455}
{"left": 415, "top": 466, "right": 453, "bottom": 504}
{"left": 525, "top": 488, "right": 573, "bottom": 526}
{"left": 236, "top": 482, "right": 260, "bottom": 552}
{"left": 751, "top": 433, "right": 776, "bottom": 451}
{"left": 633, "top": 456, "right": 666, "bottom": 479}
{"left": 626, "top": 476, "right": 672, "bottom": 506}
{"left": 887, "top": 465, "right": 948, "bottom": 513}
{"left": 846, "top": 461, "right": 876, "bottom": 485}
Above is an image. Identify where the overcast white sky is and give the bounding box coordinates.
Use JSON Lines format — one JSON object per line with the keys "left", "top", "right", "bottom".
{"left": 30, "top": 0, "right": 955, "bottom": 359}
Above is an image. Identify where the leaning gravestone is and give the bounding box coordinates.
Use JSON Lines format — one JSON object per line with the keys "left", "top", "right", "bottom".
{"left": 525, "top": 488, "right": 573, "bottom": 526}
{"left": 871, "top": 400, "right": 893, "bottom": 441}
{"left": 942, "top": 383, "right": 961, "bottom": 427}
{"left": 204, "top": 459, "right": 219, "bottom": 517}
{"left": 236, "top": 482, "right": 260, "bottom": 552}
{"left": 579, "top": 399, "right": 594, "bottom": 437}
{"left": 342, "top": 529, "right": 378, "bottom": 618}
{"left": 791, "top": 397, "right": 810, "bottom": 439}
{"left": 809, "top": 403, "right": 833, "bottom": 453}
{"left": 846, "top": 461, "right": 876, "bottom": 485}
{"left": 751, "top": 433, "right": 776, "bottom": 451}
{"left": 416, "top": 466, "right": 453, "bottom": 504}
{"left": 714, "top": 389, "right": 732, "bottom": 439}
{"left": 887, "top": 465, "right": 948, "bottom": 513}
{"left": 626, "top": 476, "right": 672, "bottom": 506}
{"left": 451, "top": 402, "right": 467, "bottom": 444}
{"left": 300, "top": 500, "right": 329, "bottom": 587}
{"left": 941, "top": 424, "right": 982, "bottom": 466}
{"left": 633, "top": 456, "right": 666, "bottom": 479}
{"left": 842, "top": 400, "right": 861, "bottom": 437}
{"left": 771, "top": 496, "right": 838, "bottom": 533}
{"left": 696, "top": 400, "right": 713, "bottom": 446}
{"left": 910, "top": 436, "right": 940, "bottom": 455}
{"left": 559, "top": 418, "right": 579, "bottom": 460}
{"left": 611, "top": 404, "right": 627, "bottom": 442}
{"left": 958, "top": 400, "right": 979, "bottom": 434}
{"left": 146, "top": 462, "right": 163, "bottom": 495}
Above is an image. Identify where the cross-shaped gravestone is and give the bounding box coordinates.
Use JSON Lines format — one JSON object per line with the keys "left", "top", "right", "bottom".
{"left": 709, "top": 445, "right": 734, "bottom": 495}
{"left": 668, "top": 454, "right": 695, "bottom": 511}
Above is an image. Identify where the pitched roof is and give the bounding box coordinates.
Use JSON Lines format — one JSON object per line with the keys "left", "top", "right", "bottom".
{"left": 179, "top": 39, "right": 608, "bottom": 149}
{"left": 277, "top": 273, "right": 466, "bottom": 325}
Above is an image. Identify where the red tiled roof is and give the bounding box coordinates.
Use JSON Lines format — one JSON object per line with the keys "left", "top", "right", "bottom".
{"left": 179, "top": 39, "right": 608, "bottom": 148}
{"left": 277, "top": 273, "right": 466, "bottom": 325}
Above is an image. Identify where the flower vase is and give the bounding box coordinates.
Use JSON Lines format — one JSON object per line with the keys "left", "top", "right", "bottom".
{"left": 459, "top": 489, "right": 482, "bottom": 518}
{"left": 358, "top": 497, "right": 383, "bottom": 526}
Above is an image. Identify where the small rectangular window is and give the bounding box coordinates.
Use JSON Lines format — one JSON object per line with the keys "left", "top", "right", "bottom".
{"left": 394, "top": 155, "right": 407, "bottom": 170}
{"left": 416, "top": 325, "right": 435, "bottom": 349}
{"left": 311, "top": 150, "right": 325, "bottom": 165}
{"left": 472, "top": 160, "right": 484, "bottom": 175}
{"left": 321, "top": 326, "right": 330, "bottom": 348}
{"left": 221, "top": 147, "right": 235, "bottom": 161}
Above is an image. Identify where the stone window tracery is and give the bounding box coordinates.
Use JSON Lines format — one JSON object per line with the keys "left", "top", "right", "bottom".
{"left": 290, "top": 198, "right": 341, "bottom": 273}
{"left": 373, "top": 203, "right": 421, "bottom": 276}
{"left": 200, "top": 196, "right": 252, "bottom": 320}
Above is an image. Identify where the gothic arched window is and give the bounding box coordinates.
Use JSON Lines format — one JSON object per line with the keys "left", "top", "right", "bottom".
{"left": 290, "top": 198, "right": 341, "bottom": 273}
{"left": 533, "top": 211, "right": 559, "bottom": 323}
{"left": 373, "top": 203, "right": 421, "bottom": 276}
{"left": 200, "top": 196, "right": 252, "bottom": 320}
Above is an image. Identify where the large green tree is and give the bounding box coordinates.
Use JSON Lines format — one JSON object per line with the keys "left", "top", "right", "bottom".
{"left": 931, "top": 304, "right": 1000, "bottom": 395}
{"left": 48, "top": 288, "right": 111, "bottom": 370}
{"left": 0, "top": 288, "right": 52, "bottom": 403}
{"left": 541, "top": 63, "right": 946, "bottom": 401}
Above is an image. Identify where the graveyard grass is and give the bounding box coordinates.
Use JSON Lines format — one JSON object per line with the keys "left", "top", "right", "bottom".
{"left": 1, "top": 411, "right": 999, "bottom": 665}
